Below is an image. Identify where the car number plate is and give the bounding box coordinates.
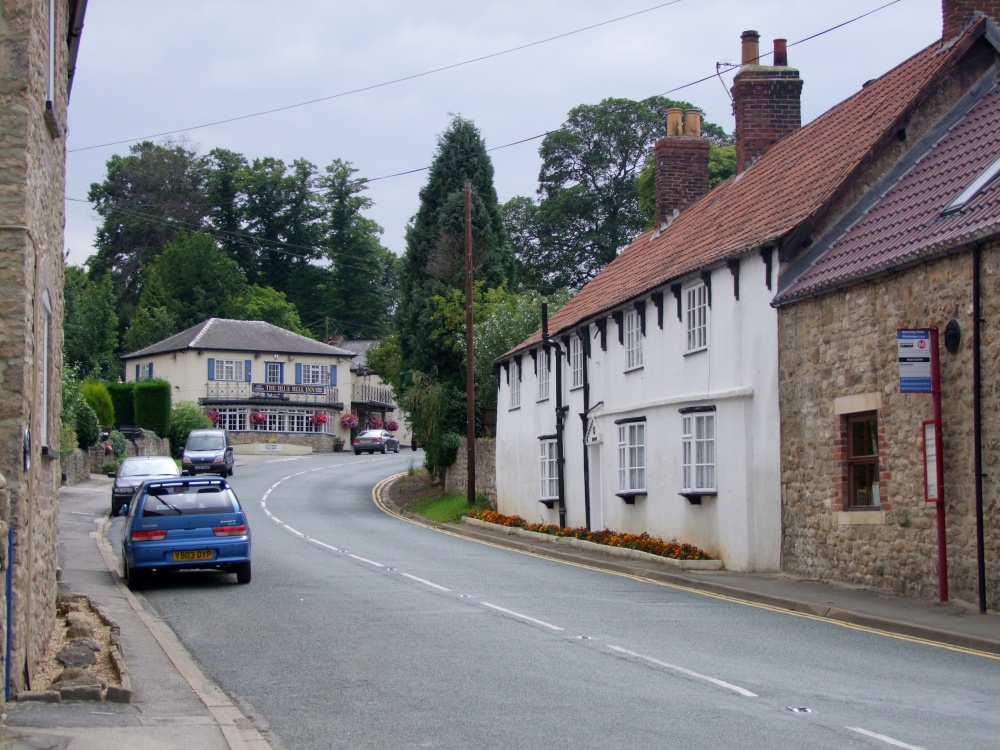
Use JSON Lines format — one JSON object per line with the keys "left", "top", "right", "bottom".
{"left": 173, "top": 550, "right": 213, "bottom": 561}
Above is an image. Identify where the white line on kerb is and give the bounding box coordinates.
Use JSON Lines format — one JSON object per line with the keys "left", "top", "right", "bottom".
{"left": 846, "top": 727, "right": 927, "bottom": 750}
{"left": 401, "top": 573, "right": 451, "bottom": 592}
{"left": 348, "top": 554, "right": 385, "bottom": 568}
{"left": 481, "top": 602, "right": 563, "bottom": 631}
{"left": 607, "top": 646, "right": 758, "bottom": 697}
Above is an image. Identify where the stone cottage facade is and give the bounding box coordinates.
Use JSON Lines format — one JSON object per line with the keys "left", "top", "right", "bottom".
{"left": 0, "top": 0, "right": 86, "bottom": 702}
{"left": 776, "top": 5, "right": 1000, "bottom": 609}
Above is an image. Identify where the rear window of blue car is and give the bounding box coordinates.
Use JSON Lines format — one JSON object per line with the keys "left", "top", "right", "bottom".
{"left": 142, "top": 486, "right": 237, "bottom": 516}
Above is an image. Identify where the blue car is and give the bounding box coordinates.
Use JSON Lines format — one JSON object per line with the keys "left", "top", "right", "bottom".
{"left": 120, "top": 477, "right": 252, "bottom": 590}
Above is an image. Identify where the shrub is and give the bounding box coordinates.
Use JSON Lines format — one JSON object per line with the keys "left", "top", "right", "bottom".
{"left": 74, "top": 400, "right": 101, "bottom": 449}
{"left": 80, "top": 380, "right": 115, "bottom": 428}
{"left": 106, "top": 382, "right": 135, "bottom": 427}
{"left": 59, "top": 421, "right": 78, "bottom": 457}
{"left": 109, "top": 429, "right": 129, "bottom": 458}
{"left": 424, "top": 431, "right": 462, "bottom": 484}
{"left": 168, "top": 402, "right": 213, "bottom": 458}
{"left": 101, "top": 460, "right": 119, "bottom": 475}
{"left": 134, "top": 378, "right": 171, "bottom": 437}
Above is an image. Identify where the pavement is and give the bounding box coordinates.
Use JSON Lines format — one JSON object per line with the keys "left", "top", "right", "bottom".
{"left": 3, "top": 468, "right": 998, "bottom": 748}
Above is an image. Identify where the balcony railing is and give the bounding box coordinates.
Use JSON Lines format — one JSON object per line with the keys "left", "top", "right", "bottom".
{"left": 352, "top": 382, "right": 395, "bottom": 407}
{"left": 205, "top": 381, "right": 339, "bottom": 405}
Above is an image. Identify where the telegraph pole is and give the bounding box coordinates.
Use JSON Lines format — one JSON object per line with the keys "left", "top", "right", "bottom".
{"left": 464, "top": 182, "right": 476, "bottom": 507}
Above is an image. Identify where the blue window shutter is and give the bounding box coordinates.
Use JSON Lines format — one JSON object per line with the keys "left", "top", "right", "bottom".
{"left": 295, "top": 363, "right": 302, "bottom": 384}
{"left": 278, "top": 363, "right": 284, "bottom": 383}
{"left": 134, "top": 364, "right": 139, "bottom": 381}
{"left": 148, "top": 362, "right": 153, "bottom": 378}
{"left": 207, "top": 358, "right": 215, "bottom": 381}
{"left": 245, "top": 360, "right": 252, "bottom": 382}
{"left": 330, "top": 365, "right": 337, "bottom": 386}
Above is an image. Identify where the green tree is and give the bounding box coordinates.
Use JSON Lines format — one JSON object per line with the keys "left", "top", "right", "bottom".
{"left": 504, "top": 97, "right": 732, "bottom": 290}
{"left": 63, "top": 266, "right": 120, "bottom": 379}
{"left": 80, "top": 380, "right": 115, "bottom": 428}
{"left": 123, "top": 305, "right": 177, "bottom": 354}
{"left": 236, "top": 284, "right": 310, "bottom": 335}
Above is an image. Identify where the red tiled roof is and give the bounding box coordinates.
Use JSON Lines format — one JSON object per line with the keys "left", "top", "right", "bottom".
{"left": 504, "top": 22, "right": 985, "bottom": 358}
{"left": 778, "top": 70, "right": 1000, "bottom": 301}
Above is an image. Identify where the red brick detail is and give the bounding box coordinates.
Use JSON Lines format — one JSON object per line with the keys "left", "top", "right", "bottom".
{"left": 732, "top": 68, "right": 803, "bottom": 173}
{"left": 943, "top": 1, "right": 1000, "bottom": 40}
{"left": 653, "top": 136, "right": 711, "bottom": 229}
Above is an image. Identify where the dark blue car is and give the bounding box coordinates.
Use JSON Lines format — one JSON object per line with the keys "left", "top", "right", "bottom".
{"left": 120, "top": 477, "right": 251, "bottom": 590}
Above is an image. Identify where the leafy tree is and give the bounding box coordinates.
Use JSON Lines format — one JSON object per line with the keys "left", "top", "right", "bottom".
{"left": 123, "top": 305, "right": 177, "bottom": 354}
{"left": 80, "top": 380, "right": 115, "bottom": 428}
{"left": 168, "top": 402, "right": 213, "bottom": 458}
{"left": 366, "top": 334, "right": 402, "bottom": 394}
{"left": 504, "top": 97, "right": 732, "bottom": 290}
{"left": 74, "top": 400, "right": 100, "bottom": 450}
{"left": 63, "top": 266, "right": 120, "bottom": 379}
{"left": 236, "top": 284, "right": 310, "bottom": 335}
{"left": 204, "top": 148, "right": 253, "bottom": 271}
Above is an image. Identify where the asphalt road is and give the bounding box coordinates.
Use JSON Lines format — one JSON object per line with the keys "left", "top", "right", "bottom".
{"left": 110, "top": 453, "right": 1000, "bottom": 750}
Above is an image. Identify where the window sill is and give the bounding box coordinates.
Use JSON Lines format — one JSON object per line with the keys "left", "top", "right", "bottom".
{"left": 40, "top": 445, "right": 58, "bottom": 460}
{"left": 536, "top": 397, "right": 549, "bottom": 403}
{"left": 837, "top": 509, "right": 886, "bottom": 526}
{"left": 539, "top": 498, "right": 559, "bottom": 509}
{"left": 508, "top": 405, "right": 521, "bottom": 412}
{"left": 569, "top": 384, "right": 583, "bottom": 391}
{"left": 684, "top": 347, "right": 708, "bottom": 357}
{"left": 679, "top": 490, "right": 716, "bottom": 505}
{"left": 616, "top": 491, "right": 647, "bottom": 505}
{"left": 624, "top": 365, "right": 644, "bottom": 374}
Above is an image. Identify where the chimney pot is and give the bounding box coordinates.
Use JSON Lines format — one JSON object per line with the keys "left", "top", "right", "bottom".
{"left": 774, "top": 38, "right": 788, "bottom": 66}
{"left": 666, "top": 107, "right": 683, "bottom": 136}
{"left": 683, "top": 109, "right": 702, "bottom": 137}
{"left": 741, "top": 30, "right": 761, "bottom": 66}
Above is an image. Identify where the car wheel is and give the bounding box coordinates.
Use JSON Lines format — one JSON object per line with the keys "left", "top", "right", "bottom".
{"left": 124, "top": 557, "right": 145, "bottom": 591}
{"left": 381, "top": 444, "right": 387, "bottom": 454}
{"left": 236, "top": 561, "right": 252, "bottom": 584}
{"left": 393, "top": 443, "right": 399, "bottom": 453}
{"left": 354, "top": 449, "right": 361, "bottom": 455}
{"left": 227, "top": 466, "right": 234, "bottom": 477}
{"left": 111, "top": 500, "right": 119, "bottom": 516}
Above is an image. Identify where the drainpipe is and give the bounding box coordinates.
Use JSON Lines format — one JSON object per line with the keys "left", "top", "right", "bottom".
{"left": 5, "top": 523, "right": 12, "bottom": 700}
{"left": 541, "top": 305, "right": 567, "bottom": 528}
{"left": 973, "top": 245, "right": 987, "bottom": 613}
{"left": 580, "top": 331, "right": 591, "bottom": 530}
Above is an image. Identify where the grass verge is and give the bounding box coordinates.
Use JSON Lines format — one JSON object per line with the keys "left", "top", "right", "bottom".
{"left": 409, "top": 491, "right": 491, "bottom": 523}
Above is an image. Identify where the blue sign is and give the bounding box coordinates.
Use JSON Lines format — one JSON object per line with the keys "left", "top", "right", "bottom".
{"left": 898, "top": 329, "right": 932, "bottom": 393}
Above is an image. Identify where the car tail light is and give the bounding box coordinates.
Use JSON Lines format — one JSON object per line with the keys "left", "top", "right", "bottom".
{"left": 132, "top": 529, "right": 167, "bottom": 542}
{"left": 373, "top": 437, "right": 382, "bottom": 442}
{"left": 213, "top": 524, "right": 247, "bottom": 537}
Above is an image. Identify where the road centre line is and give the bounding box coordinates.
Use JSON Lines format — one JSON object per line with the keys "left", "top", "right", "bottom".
{"left": 481, "top": 602, "right": 564, "bottom": 631}
{"left": 607, "top": 646, "right": 758, "bottom": 697}
{"left": 401, "top": 573, "right": 451, "bottom": 592}
{"left": 308, "top": 539, "right": 341, "bottom": 553}
{"left": 846, "top": 727, "right": 927, "bottom": 750}
{"left": 348, "top": 554, "right": 385, "bottom": 568}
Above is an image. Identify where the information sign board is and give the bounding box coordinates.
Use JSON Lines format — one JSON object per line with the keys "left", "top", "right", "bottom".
{"left": 898, "top": 329, "right": 932, "bottom": 393}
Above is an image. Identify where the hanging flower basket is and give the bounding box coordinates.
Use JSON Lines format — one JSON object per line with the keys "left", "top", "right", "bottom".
{"left": 310, "top": 412, "right": 329, "bottom": 426}
{"left": 385, "top": 420, "right": 399, "bottom": 432}
{"left": 372, "top": 417, "right": 384, "bottom": 429}
{"left": 341, "top": 413, "right": 359, "bottom": 429}
{"left": 206, "top": 409, "right": 222, "bottom": 425}
{"left": 249, "top": 411, "right": 267, "bottom": 427}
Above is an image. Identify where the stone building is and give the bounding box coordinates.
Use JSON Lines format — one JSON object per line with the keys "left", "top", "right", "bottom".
{"left": 0, "top": 0, "right": 87, "bottom": 702}
{"left": 776, "top": 4, "right": 1000, "bottom": 609}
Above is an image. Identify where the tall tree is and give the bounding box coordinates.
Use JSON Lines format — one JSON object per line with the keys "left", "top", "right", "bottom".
{"left": 63, "top": 266, "right": 120, "bottom": 379}
{"left": 504, "top": 97, "right": 732, "bottom": 291}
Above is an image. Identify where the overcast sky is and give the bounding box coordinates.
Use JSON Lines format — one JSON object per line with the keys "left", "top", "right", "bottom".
{"left": 64, "top": 0, "right": 945, "bottom": 267}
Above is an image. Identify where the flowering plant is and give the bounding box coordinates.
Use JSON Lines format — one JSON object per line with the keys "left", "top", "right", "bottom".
{"left": 249, "top": 411, "right": 267, "bottom": 426}
{"left": 310, "top": 412, "right": 329, "bottom": 426}
{"left": 341, "top": 413, "right": 359, "bottom": 429}
{"left": 372, "top": 417, "right": 384, "bottom": 429}
{"left": 385, "top": 420, "right": 399, "bottom": 432}
{"left": 206, "top": 409, "right": 222, "bottom": 425}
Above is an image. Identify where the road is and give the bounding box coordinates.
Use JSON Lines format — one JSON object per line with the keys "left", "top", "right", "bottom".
{"left": 110, "top": 453, "right": 1000, "bottom": 750}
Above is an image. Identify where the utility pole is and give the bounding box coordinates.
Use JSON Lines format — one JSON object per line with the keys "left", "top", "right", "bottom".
{"left": 464, "top": 182, "right": 476, "bottom": 507}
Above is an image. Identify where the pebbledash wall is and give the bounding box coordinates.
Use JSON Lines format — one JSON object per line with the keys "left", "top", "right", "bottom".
{"left": 0, "top": 0, "right": 75, "bottom": 701}
{"left": 779, "top": 246, "right": 1000, "bottom": 608}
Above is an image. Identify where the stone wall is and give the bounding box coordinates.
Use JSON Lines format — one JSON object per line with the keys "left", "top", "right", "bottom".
{"left": 445, "top": 438, "right": 497, "bottom": 505}
{"left": 60, "top": 450, "right": 89, "bottom": 486}
{"left": 779, "top": 246, "right": 1000, "bottom": 608}
{"left": 230, "top": 431, "right": 337, "bottom": 453}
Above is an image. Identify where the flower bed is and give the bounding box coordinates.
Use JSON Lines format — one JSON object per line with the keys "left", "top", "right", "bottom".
{"left": 466, "top": 509, "right": 713, "bottom": 561}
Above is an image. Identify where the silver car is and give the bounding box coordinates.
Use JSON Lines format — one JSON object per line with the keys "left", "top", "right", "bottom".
{"left": 109, "top": 455, "right": 180, "bottom": 515}
{"left": 352, "top": 429, "right": 400, "bottom": 454}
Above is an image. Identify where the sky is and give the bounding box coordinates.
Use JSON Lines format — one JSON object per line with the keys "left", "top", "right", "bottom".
{"left": 64, "top": 0, "right": 945, "bottom": 267}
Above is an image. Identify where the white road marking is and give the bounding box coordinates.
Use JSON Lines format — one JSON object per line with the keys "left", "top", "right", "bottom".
{"left": 348, "top": 554, "right": 385, "bottom": 568}
{"left": 401, "top": 573, "right": 451, "bottom": 592}
{"left": 607, "top": 646, "right": 758, "bottom": 697}
{"left": 846, "top": 727, "right": 927, "bottom": 750}
{"left": 309, "top": 539, "right": 341, "bottom": 553}
{"left": 481, "top": 602, "right": 564, "bottom": 631}
{"left": 284, "top": 526, "right": 305, "bottom": 538}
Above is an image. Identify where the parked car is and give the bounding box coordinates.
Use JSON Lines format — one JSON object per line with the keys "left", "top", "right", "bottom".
{"left": 119, "top": 476, "right": 251, "bottom": 590}
{"left": 352, "top": 429, "right": 400, "bottom": 454}
{"left": 108, "top": 455, "right": 180, "bottom": 515}
{"left": 182, "top": 428, "right": 234, "bottom": 477}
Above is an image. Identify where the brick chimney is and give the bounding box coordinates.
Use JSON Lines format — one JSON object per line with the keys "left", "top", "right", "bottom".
{"left": 943, "top": 1, "right": 1000, "bottom": 39}
{"left": 652, "top": 107, "right": 711, "bottom": 231}
{"left": 732, "top": 31, "right": 803, "bottom": 173}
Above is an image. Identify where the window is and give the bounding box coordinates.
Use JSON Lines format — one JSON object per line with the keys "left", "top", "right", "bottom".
{"left": 618, "top": 422, "right": 646, "bottom": 492}
{"left": 685, "top": 283, "right": 709, "bottom": 353}
{"left": 537, "top": 351, "right": 550, "bottom": 401}
{"left": 138, "top": 363, "right": 153, "bottom": 381}
{"left": 40, "top": 291, "right": 52, "bottom": 446}
{"left": 570, "top": 336, "right": 583, "bottom": 389}
{"left": 540, "top": 440, "right": 558, "bottom": 500}
{"left": 218, "top": 409, "right": 247, "bottom": 432}
{"left": 847, "top": 413, "right": 880, "bottom": 507}
{"left": 216, "top": 359, "right": 244, "bottom": 382}
{"left": 509, "top": 362, "right": 521, "bottom": 409}
{"left": 625, "top": 309, "right": 643, "bottom": 370}
{"left": 302, "top": 364, "right": 330, "bottom": 385}
{"left": 682, "top": 414, "right": 716, "bottom": 492}
{"left": 266, "top": 362, "right": 281, "bottom": 384}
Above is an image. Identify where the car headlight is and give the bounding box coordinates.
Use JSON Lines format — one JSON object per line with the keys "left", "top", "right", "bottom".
{"left": 212, "top": 453, "right": 225, "bottom": 464}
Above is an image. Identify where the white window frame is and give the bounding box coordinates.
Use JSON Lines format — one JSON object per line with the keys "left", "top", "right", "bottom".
{"left": 216, "top": 359, "right": 244, "bottom": 382}
{"left": 570, "top": 336, "right": 583, "bottom": 389}
{"left": 685, "top": 282, "right": 709, "bottom": 353}
{"left": 302, "top": 364, "right": 330, "bottom": 385}
{"left": 539, "top": 439, "right": 558, "bottom": 501}
{"left": 625, "top": 309, "right": 644, "bottom": 370}
{"left": 138, "top": 363, "right": 153, "bottom": 381}
{"left": 40, "top": 291, "right": 52, "bottom": 446}
{"left": 509, "top": 362, "right": 521, "bottom": 409}
{"left": 265, "top": 362, "right": 281, "bottom": 384}
{"left": 537, "top": 351, "right": 550, "bottom": 401}
{"left": 617, "top": 422, "right": 646, "bottom": 492}
{"left": 682, "top": 413, "right": 716, "bottom": 492}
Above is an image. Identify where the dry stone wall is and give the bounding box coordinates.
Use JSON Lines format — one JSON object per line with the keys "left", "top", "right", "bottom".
{"left": 445, "top": 438, "right": 497, "bottom": 505}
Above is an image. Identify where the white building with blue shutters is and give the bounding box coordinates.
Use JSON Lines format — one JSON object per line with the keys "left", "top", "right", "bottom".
{"left": 122, "top": 318, "right": 359, "bottom": 449}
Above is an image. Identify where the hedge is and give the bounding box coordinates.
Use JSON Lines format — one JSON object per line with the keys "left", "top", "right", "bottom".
{"left": 81, "top": 380, "right": 115, "bottom": 428}
{"left": 134, "top": 378, "right": 172, "bottom": 437}
{"left": 106, "top": 382, "right": 135, "bottom": 427}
